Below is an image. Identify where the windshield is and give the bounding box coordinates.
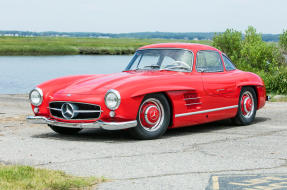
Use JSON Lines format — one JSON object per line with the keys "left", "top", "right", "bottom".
{"left": 125, "top": 49, "right": 193, "bottom": 72}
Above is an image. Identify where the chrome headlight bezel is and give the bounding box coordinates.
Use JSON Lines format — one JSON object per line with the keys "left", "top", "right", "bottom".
{"left": 105, "top": 89, "right": 121, "bottom": 110}
{"left": 29, "top": 88, "right": 43, "bottom": 106}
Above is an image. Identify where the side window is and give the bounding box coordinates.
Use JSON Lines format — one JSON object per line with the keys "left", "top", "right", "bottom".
{"left": 196, "top": 51, "right": 224, "bottom": 72}
{"left": 222, "top": 54, "right": 236, "bottom": 71}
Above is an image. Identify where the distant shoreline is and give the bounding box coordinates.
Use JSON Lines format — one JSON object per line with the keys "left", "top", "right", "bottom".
{"left": 0, "top": 31, "right": 280, "bottom": 42}
{"left": 0, "top": 36, "right": 211, "bottom": 56}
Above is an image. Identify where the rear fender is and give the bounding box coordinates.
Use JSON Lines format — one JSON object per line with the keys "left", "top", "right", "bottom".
{"left": 237, "top": 83, "right": 266, "bottom": 110}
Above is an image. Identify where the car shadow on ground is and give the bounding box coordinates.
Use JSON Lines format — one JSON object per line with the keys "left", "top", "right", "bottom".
{"left": 31, "top": 117, "right": 270, "bottom": 142}
{"left": 163, "top": 116, "right": 270, "bottom": 138}
{"left": 32, "top": 128, "right": 135, "bottom": 143}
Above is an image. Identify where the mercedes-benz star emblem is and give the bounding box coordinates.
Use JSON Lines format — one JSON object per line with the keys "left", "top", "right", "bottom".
{"left": 151, "top": 110, "right": 156, "bottom": 119}
{"left": 61, "top": 103, "right": 75, "bottom": 119}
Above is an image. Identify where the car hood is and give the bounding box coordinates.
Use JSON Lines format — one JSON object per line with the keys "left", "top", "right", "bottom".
{"left": 54, "top": 70, "right": 192, "bottom": 96}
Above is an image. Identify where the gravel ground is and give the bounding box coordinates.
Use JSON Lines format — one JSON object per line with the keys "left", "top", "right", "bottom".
{"left": 0, "top": 94, "right": 286, "bottom": 189}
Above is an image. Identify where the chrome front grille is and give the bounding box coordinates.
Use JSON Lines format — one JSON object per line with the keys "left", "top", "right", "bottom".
{"left": 49, "top": 101, "right": 102, "bottom": 120}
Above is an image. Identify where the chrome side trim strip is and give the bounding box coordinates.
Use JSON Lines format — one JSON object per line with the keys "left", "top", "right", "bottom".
{"left": 184, "top": 97, "right": 200, "bottom": 100}
{"left": 175, "top": 105, "right": 238, "bottom": 118}
{"left": 185, "top": 102, "right": 202, "bottom": 106}
{"left": 26, "top": 116, "right": 137, "bottom": 130}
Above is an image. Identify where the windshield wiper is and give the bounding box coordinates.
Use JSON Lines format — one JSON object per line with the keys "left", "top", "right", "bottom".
{"left": 143, "top": 65, "right": 160, "bottom": 69}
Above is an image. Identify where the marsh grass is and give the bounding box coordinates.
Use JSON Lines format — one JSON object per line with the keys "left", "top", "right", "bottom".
{"left": 0, "top": 164, "right": 105, "bottom": 190}
{"left": 0, "top": 36, "right": 211, "bottom": 55}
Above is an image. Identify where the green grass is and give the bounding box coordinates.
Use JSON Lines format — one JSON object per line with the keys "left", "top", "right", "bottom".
{"left": 269, "top": 94, "right": 287, "bottom": 102}
{"left": 0, "top": 36, "right": 212, "bottom": 56}
{"left": 0, "top": 164, "right": 105, "bottom": 190}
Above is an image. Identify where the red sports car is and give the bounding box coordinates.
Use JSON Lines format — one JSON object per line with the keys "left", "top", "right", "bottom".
{"left": 27, "top": 43, "right": 267, "bottom": 139}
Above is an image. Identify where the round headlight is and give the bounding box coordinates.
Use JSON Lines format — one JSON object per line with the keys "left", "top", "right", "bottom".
{"left": 105, "top": 89, "right": 121, "bottom": 110}
{"left": 29, "top": 88, "right": 43, "bottom": 106}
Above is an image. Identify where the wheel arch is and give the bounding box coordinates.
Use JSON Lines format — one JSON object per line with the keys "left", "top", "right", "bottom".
{"left": 161, "top": 92, "right": 174, "bottom": 128}
{"left": 129, "top": 92, "right": 172, "bottom": 139}
{"left": 236, "top": 72, "right": 266, "bottom": 109}
{"left": 232, "top": 85, "right": 258, "bottom": 125}
{"left": 141, "top": 91, "right": 174, "bottom": 128}
{"left": 238, "top": 85, "right": 261, "bottom": 109}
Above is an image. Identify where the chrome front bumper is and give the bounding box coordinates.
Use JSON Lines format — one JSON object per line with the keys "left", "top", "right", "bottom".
{"left": 26, "top": 116, "right": 137, "bottom": 130}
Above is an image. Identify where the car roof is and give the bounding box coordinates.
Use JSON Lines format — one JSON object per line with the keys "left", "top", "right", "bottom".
{"left": 139, "top": 43, "right": 220, "bottom": 52}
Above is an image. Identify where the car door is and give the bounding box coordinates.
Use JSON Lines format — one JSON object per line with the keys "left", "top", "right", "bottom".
{"left": 196, "top": 50, "right": 237, "bottom": 122}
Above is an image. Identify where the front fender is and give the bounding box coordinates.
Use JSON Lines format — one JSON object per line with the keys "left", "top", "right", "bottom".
{"left": 130, "top": 86, "right": 195, "bottom": 98}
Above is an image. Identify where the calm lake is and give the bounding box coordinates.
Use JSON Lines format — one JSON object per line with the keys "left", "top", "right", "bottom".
{"left": 0, "top": 55, "right": 132, "bottom": 94}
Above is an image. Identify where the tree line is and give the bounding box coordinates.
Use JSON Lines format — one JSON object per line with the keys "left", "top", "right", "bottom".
{"left": 0, "top": 31, "right": 281, "bottom": 42}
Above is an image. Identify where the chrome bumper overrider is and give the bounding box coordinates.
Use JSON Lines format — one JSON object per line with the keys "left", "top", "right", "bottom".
{"left": 26, "top": 116, "right": 137, "bottom": 130}
{"left": 266, "top": 95, "right": 271, "bottom": 101}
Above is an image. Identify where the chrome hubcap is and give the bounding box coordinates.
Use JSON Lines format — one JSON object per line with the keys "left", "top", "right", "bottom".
{"left": 241, "top": 91, "right": 254, "bottom": 118}
{"left": 139, "top": 98, "right": 164, "bottom": 132}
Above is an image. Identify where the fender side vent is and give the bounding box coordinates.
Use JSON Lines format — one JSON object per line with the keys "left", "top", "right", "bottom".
{"left": 184, "top": 92, "right": 201, "bottom": 109}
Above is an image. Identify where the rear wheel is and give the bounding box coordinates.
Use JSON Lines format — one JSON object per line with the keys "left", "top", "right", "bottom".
{"left": 129, "top": 94, "right": 170, "bottom": 140}
{"left": 233, "top": 87, "right": 257, "bottom": 125}
{"left": 48, "top": 125, "right": 82, "bottom": 135}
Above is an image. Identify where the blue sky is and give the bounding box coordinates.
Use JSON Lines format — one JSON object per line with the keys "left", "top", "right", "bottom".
{"left": 0, "top": 0, "right": 286, "bottom": 34}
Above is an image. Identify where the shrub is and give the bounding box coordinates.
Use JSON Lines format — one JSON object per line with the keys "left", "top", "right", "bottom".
{"left": 279, "top": 30, "right": 287, "bottom": 53}
{"left": 213, "top": 26, "right": 287, "bottom": 94}
{"left": 213, "top": 29, "right": 242, "bottom": 62}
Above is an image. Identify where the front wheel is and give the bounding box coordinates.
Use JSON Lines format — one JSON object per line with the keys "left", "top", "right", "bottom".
{"left": 48, "top": 125, "right": 82, "bottom": 135}
{"left": 129, "top": 94, "right": 170, "bottom": 140}
{"left": 232, "top": 87, "right": 257, "bottom": 125}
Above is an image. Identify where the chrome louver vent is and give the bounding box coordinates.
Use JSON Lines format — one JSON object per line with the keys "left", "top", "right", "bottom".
{"left": 184, "top": 91, "right": 201, "bottom": 109}
{"left": 49, "top": 102, "right": 102, "bottom": 120}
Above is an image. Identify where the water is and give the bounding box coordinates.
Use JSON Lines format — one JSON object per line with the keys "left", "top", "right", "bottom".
{"left": 0, "top": 55, "right": 132, "bottom": 94}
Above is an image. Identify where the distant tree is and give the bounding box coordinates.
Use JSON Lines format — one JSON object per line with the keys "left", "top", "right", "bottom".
{"left": 279, "top": 30, "right": 287, "bottom": 53}
{"left": 243, "top": 26, "right": 262, "bottom": 44}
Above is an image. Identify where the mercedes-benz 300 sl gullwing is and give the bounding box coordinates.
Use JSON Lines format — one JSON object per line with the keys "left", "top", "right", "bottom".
{"left": 27, "top": 43, "right": 267, "bottom": 140}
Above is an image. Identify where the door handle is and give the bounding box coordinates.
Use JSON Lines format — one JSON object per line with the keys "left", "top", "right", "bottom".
{"left": 216, "top": 89, "right": 225, "bottom": 92}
